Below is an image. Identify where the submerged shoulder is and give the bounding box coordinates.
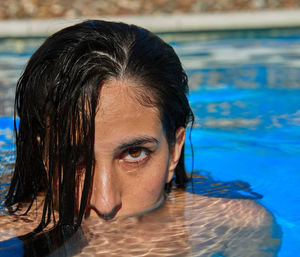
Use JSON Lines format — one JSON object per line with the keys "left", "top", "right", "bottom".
{"left": 223, "top": 197, "right": 273, "bottom": 228}
{"left": 181, "top": 191, "right": 274, "bottom": 229}
{"left": 166, "top": 191, "right": 281, "bottom": 256}
{"left": 0, "top": 213, "right": 40, "bottom": 241}
{"left": 0, "top": 196, "right": 48, "bottom": 241}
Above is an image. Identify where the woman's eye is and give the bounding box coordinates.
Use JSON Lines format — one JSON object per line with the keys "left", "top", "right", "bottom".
{"left": 121, "top": 148, "right": 150, "bottom": 163}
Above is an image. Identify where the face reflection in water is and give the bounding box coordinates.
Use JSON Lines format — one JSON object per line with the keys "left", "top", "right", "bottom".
{"left": 86, "top": 79, "right": 185, "bottom": 220}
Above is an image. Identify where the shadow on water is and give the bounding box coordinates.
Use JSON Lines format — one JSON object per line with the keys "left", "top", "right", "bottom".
{"left": 186, "top": 171, "right": 263, "bottom": 200}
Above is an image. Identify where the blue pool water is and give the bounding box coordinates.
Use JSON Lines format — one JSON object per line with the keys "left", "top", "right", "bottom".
{"left": 1, "top": 29, "right": 300, "bottom": 256}
{"left": 173, "top": 30, "right": 300, "bottom": 257}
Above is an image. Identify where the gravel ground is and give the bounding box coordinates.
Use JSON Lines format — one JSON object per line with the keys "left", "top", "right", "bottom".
{"left": 1, "top": 0, "right": 300, "bottom": 20}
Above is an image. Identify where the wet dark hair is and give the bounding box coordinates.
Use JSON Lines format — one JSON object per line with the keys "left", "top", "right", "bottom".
{"left": 5, "top": 20, "right": 194, "bottom": 232}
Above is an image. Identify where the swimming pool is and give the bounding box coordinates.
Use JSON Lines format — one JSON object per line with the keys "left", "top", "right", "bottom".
{"left": 0, "top": 28, "right": 300, "bottom": 256}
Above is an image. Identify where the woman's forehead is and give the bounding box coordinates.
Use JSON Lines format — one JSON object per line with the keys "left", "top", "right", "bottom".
{"left": 94, "top": 80, "right": 165, "bottom": 149}
{"left": 96, "top": 79, "right": 159, "bottom": 119}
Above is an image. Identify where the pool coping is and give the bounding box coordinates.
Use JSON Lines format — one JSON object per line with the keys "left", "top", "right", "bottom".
{"left": 0, "top": 9, "right": 300, "bottom": 37}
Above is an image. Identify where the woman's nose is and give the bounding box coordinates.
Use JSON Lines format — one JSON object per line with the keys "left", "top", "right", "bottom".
{"left": 89, "top": 161, "right": 122, "bottom": 220}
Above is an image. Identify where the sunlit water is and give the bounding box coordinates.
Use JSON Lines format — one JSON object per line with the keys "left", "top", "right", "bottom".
{"left": 0, "top": 28, "right": 300, "bottom": 256}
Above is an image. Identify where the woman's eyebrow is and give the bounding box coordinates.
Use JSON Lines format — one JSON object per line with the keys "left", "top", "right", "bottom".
{"left": 114, "top": 136, "right": 159, "bottom": 152}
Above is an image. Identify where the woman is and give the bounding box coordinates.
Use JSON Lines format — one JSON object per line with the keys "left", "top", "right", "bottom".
{"left": 1, "top": 20, "right": 281, "bottom": 256}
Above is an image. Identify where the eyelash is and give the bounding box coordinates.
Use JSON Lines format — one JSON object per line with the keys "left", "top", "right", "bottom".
{"left": 120, "top": 147, "right": 152, "bottom": 164}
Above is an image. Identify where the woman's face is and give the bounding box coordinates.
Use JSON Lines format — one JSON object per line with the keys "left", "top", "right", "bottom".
{"left": 86, "top": 79, "right": 185, "bottom": 220}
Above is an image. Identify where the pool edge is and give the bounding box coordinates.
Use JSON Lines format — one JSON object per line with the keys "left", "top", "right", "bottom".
{"left": 1, "top": 9, "right": 300, "bottom": 37}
